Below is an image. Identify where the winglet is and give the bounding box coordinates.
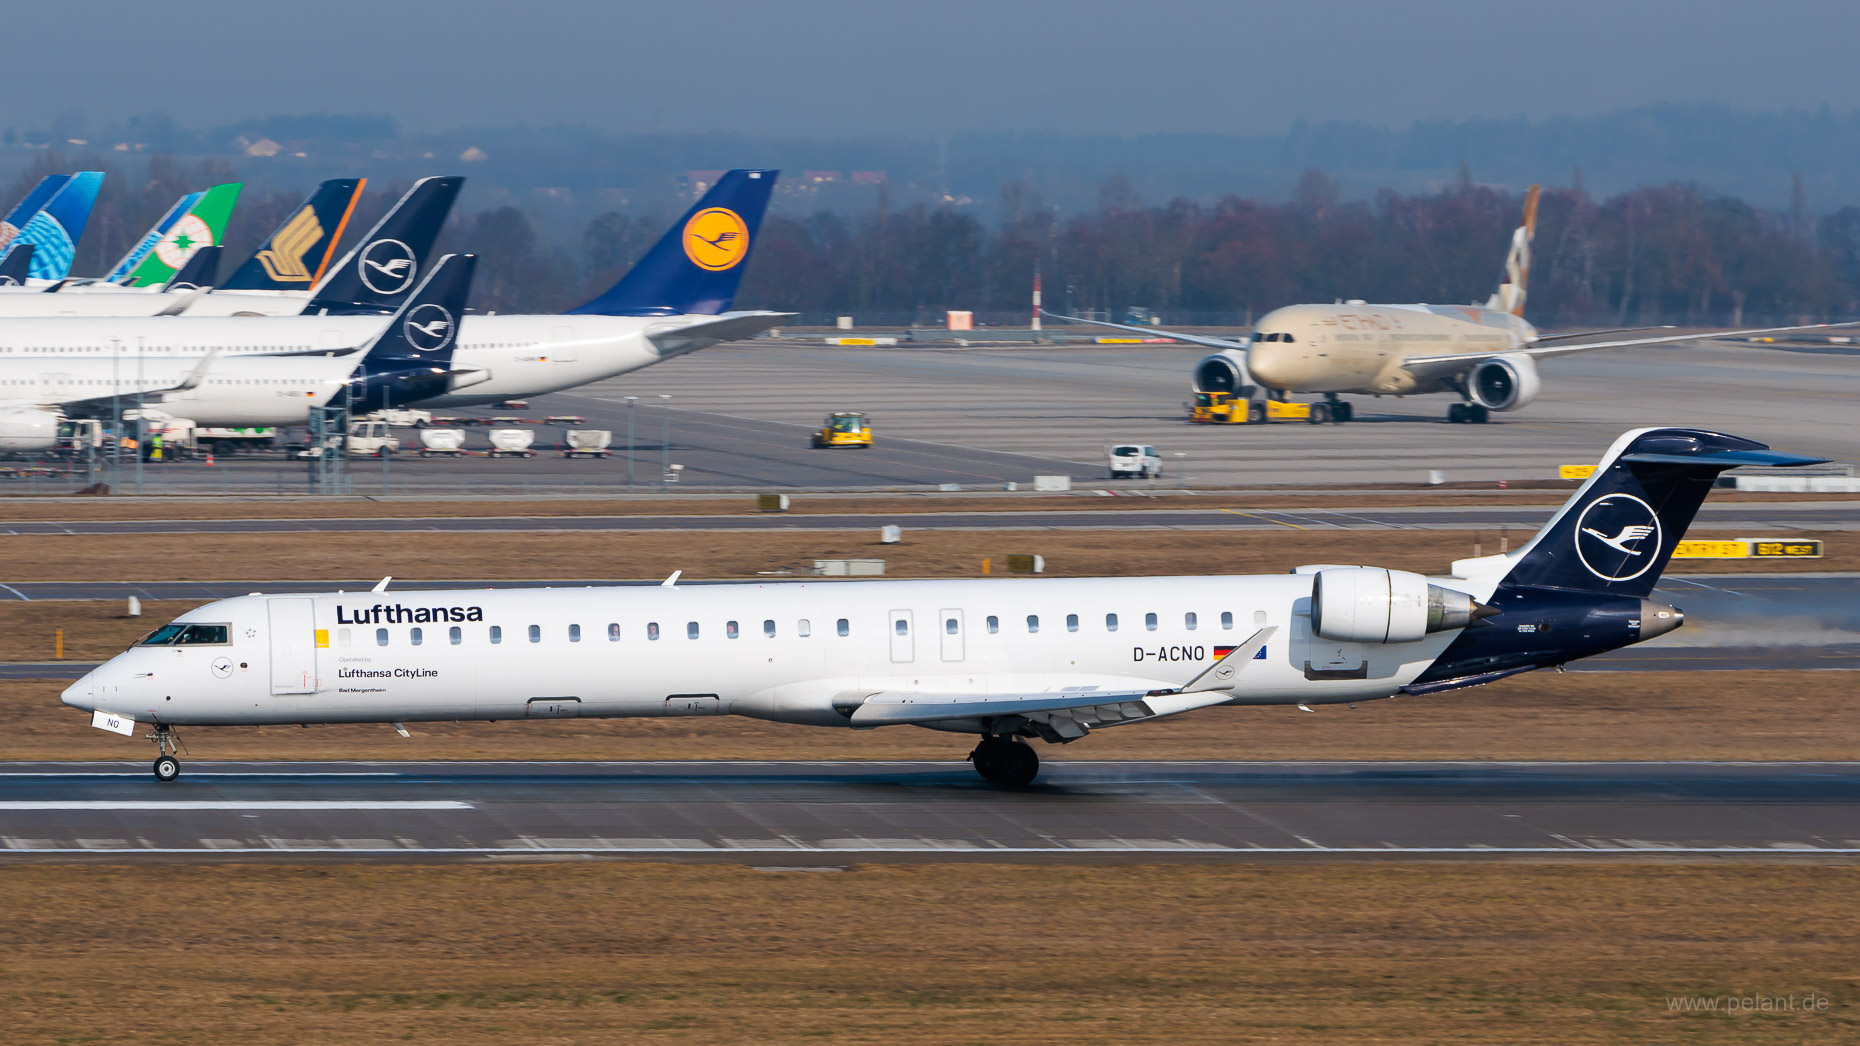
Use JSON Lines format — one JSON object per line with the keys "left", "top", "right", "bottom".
{"left": 372, "top": 576, "right": 392, "bottom": 592}
{"left": 661, "top": 570, "right": 682, "bottom": 587}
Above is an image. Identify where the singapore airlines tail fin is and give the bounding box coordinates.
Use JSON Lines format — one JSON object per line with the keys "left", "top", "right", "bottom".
{"left": 1461, "top": 428, "right": 1825, "bottom": 599}
{"left": 119, "top": 182, "right": 243, "bottom": 288}
{"left": 347, "top": 254, "right": 478, "bottom": 412}
{"left": 1483, "top": 184, "right": 1539, "bottom": 317}
{"left": 221, "top": 178, "right": 365, "bottom": 292}
{"left": 303, "top": 176, "right": 463, "bottom": 315}
{"left": 0, "top": 243, "right": 34, "bottom": 286}
{"left": 569, "top": 169, "right": 778, "bottom": 316}
{"left": 14, "top": 171, "right": 104, "bottom": 280}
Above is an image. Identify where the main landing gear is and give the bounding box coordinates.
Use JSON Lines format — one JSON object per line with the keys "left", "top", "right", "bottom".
{"left": 1308, "top": 394, "right": 1354, "bottom": 425}
{"left": 1447, "top": 402, "right": 1490, "bottom": 424}
{"left": 969, "top": 736, "right": 1040, "bottom": 787}
{"left": 148, "top": 725, "right": 183, "bottom": 783}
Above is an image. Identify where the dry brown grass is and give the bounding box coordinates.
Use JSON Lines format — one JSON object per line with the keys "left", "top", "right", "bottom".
{"left": 0, "top": 527, "right": 1845, "bottom": 583}
{"left": 9, "top": 670, "right": 1856, "bottom": 763}
{"left": 2, "top": 862, "right": 1857, "bottom": 1044}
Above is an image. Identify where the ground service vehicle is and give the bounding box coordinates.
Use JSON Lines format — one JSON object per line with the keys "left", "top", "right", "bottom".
{"left": 813, "top": 412, "right": 873, "bottom": 448}
{"left": 418, "top": 429, "right": 467, "bottom": 456}
{"left": 363, "top": 409, "right": 433, "bottom": 428}
{"left": 293, "top": 421, "right": 401, "bottom": 459}
{"left": 563, "top": 430, "right": 613, "bottom": 458}
{"left": 1188, "top": 391, "right": 1314, "bottom": 424}
{"left": 487, "top": 429, "right": 537, "bottom": 458}
{"left": 1108, "top": 444, "right": 1163, "bottom": 479}
{"left": 196, "top": 427, "right": 276, "bottom": 454}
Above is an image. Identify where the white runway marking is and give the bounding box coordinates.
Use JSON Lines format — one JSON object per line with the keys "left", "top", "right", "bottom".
{"left": 0, "top": 801, "right": 470, "bottom": 811}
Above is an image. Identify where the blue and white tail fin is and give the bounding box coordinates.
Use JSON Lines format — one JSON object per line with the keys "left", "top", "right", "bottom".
{"left": 0, "top": 175, "right": 70, "bottom": 256}
{"left": 1466, "top": 428, "right": 1827, "bottom": 598}
{"left": 304, "top": 176, "right": 463, "bottom": 315}
{"left": 14, "top": 171, "right": 104, "bottom": 280}
{"left": 222, "top": 178, "right": 365, "bottom": 292}
{"left": 347, "top": 253, "right": 477, "bottom": 412}
{"left": 0, "top": 243, "right": 34, "bottom": 286}
{"left": 569, "top": 169, "right": 777, "bottom": 316}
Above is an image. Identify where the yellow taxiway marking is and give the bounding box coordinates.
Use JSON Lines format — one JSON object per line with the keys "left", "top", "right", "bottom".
{"left": 1220, "top": 508, "right": 1306, "bottom": 530}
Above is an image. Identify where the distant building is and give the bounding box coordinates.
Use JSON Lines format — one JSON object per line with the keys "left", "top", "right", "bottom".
{"left": 851, "top": 171, "right": 887, "bottom": 184}
{"left": 804, "top": 171, "right": 842, "bottom": 184}
{"left": 685, "top": 170, "right": 726, "bottom": 193}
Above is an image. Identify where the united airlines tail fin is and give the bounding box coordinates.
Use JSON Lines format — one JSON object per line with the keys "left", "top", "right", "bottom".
{"left": 221, "top": 178, "right": 365, "bottom": 292}
{"left": 16, "top": 171, "right": 104, "bottom": 280}
{"left": 1484, "top": 184, "right": 1539, "bottom": 317}
{"left": 165, "top": 244, "right": 222, "bottom": 290}
{"left": 0, "top": 243, "right": 34, "bottom": 286}
{"left": 304, "top": 176, "right": 463, "bottom": 315}
{"left": 1468, "top": 428, "right": 1826, "bottom": 599}
{"left": 0, "top": 175, "right": 70, "bottom": 255}
{"left": 347, "top": 253, "right": 476, "bottom": 412}
{"left": 118, "top": 182, "right": 242, "bottom": 288}
{"left": 104, "top": 190, "right": 203, "bottom": 283}
{"left": 569, "top": 169, "right": 777, "bottom": 316}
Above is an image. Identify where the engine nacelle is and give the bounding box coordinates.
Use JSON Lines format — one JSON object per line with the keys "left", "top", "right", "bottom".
{"left": 0, "top": 407, "right": 61, "bottom": 452}
{"left": 1467, "top": 353, "right": 1541, "bottom": 411}
{"left": 1192, "top": 349, "right": 1253, "bottom": 396}
{"left": 1311, "top": 567, "right": 1479, "bottom": 644}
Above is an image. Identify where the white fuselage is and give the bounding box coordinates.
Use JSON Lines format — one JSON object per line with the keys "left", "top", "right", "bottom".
{"left": 63, "top": 575, "right": 1479, "bottom": 729}
{"left": 0, "top": 287, "right": 313, "bottom": 317}
{"left": 1244, "top": 303, "right": 1534, "bottom": 394}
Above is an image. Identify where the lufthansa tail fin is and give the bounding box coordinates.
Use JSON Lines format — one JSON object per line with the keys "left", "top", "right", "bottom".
{"left": 1484, "top": 184, "right": 1539, "bottom": 317}
{"left": 0, "top": 243, "right": 33, "bottom": 285}
{"left": 1467, "top": 428, "right": 1827, "bottom": 599}
{"left": 222, "top": 178, "right": 365, "bottom": 292}
{"left": 347, "top": 254, "right": 476, "bottom": 413}
{"left": 165, "top": 244, "right": 222, "bottom": 291}
{"left": 0, "top": 175, "right": 71, "bottom": 254}
{"left": 16, "top": 171, "right": 104, "bottom": 280}
{"left": 569, "top": 169, "right": 777, "bottom": 316}
{"left": 305, "top": 176, "right": 463, "bottom": 315}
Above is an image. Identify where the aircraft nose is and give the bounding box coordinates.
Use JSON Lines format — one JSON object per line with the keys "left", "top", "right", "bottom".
{"left": 1247, "top": 342, "right": 1292, "bottom": 388}
{"left": 61, "top": 670, "right": 96, "bottom": 712}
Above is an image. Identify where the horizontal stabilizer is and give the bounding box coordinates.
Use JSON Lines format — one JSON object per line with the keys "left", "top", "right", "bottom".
{"left": 645, "top": 311, "right": 794, "bottom": 357}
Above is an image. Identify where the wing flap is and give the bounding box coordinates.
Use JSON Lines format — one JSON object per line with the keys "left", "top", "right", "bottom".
{"left": 1040, "top": 310, "right": 1248, "bottom": 352}
{"left": 1403, "top": 321, "right": 1860, "bottom": 380}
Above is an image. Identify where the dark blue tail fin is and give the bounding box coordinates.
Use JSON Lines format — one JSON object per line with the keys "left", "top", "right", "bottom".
{"left": 0, "top": 243, "right": 33, "bottom": 285}
{"left": 165, "top": 244, "right": 222, "bottom": 290}
{"left": 569, "top": 169, "right": 777, "bottom": 316}
{"left": 1499, "top": 428, "right": 1827, "bottom": 598}
{"left": 222, "top": 177, "right": 365, "bottom": 291}
{"left": 304, "top": 176, "right": 463, "bottom": 315}
{"left": 348, "top": 254, "right": 476, "bottom": 412}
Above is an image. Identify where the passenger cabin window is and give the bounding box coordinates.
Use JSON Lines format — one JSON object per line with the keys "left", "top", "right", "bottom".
{"left": 608, "top": 623, "right": 621, "bottom": 641}
{"left": 528, "top": 624, "right": 541, "bottom": 643}
{"left": 987, "top": 615, "right": 999, "bottom": 633}
{"left": 410, "top": 627, "right": 423, "bottom": 646}
{"left": 1145, "top": 612, "right": 1158, "bottom": 631}
{"left": 763, "top": 619, "right": 776, "bottom": 638}
{"left": 339, "top": 628, "right": 352, "bottom": 648}
{"left": 727, "top": 620, "right": 739, "bottom": 639}
{"left": 375, "top": 628, "right": 389, "bottom": 647}
{"left": 1066, "top": 613, "right": 1079, "bottom": 632}
{"left": 490, "top": 625, "right": 503, "bottom": 644}
{"left": 895, "top": 619, "right": 908, "bottom": 636}
{"left": 837, "top": 618, "right": 849, "bottom": 637}
{"left": 648, "top": 622, "right": 660, "bottom": 641}
{"left": 1106, "top": 613, "right": 1119, "bottom": 631}
{"left": 798, "top": 619, "right": 811, "bottom": 638}
{"left": 1185, "top": 612, "right": 1198, "bottom": 630}
{"left": 687, "top": 622, "right": 700, "bottom": 639}
{"left": 1026, "top": 615, "right": 1040, "bottom": 633}
{"left": 1222, "top": 611, "right": 1234, "bottom": 630}
{"left": 945, "top": 617, "right": 958, "bottom": 635}
{"left": 449, "top": 626, "right": 462, "bottom": 645}
{"left": 569, "top": 624, "right": 581, "bottom": 643}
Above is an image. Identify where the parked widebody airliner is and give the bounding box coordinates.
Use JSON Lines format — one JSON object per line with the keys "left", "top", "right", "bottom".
{"left": 66, "top": 427, "right": 1814, "bottom": 785}
{"left": 1052, "top": 186, "right": 1853, "bottom": 423}
{"left": 0, "top": 171, "right": 787, "bottom": 448}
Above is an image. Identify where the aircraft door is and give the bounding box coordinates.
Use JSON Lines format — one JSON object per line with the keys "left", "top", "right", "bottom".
{"left": 939, "top": 609, "right": 965, "bottom": 662}
{"left": 889, "top": 609, "right": 915, "bottom": 663}
{"left": 551, "top": 326, "right": 578, "bottom": 362}
{"left": 267, "top": 598, "right": 319, "bottom": 695}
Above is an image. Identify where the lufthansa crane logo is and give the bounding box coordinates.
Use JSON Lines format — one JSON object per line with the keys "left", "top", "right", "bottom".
{"left": 682, "top": 207, "right": 750, "bottom": 271}
{"left": 402, "top": 304, "right": 455, "bottom": 353}
{"left": 1574, "top": 493, "right": 1662, "bottom": 582}
{"left": 358, "top": 239, "right": 417, "bottom": 295}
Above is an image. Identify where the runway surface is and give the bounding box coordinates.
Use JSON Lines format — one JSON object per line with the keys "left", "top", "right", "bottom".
{"left": 4, "top": 760, "right": 1858, "bottom": 862}
{"left": 5, "top": 500, "right": 1857, "bottom": 535}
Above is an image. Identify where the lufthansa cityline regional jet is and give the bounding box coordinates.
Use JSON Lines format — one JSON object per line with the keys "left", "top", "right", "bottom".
{"left": 0, "top": 171, "right": 787, "bottom": 449}
{"left": 1051, "top": 186, "right": 1854, "bottom": 424}
{"left": 67, "top": 427, "right": 1816, "bottom": 785}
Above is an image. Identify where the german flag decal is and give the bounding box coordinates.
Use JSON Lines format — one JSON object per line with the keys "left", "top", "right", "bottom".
{"left": 1213, "top": 646, "right": 1237, "bottom": 658}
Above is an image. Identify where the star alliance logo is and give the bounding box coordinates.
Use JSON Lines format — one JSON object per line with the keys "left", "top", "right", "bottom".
{"left": 1574, "top": 493, "right": 1662, "bottom": 582}
{"left": 358, "top": 238, "right": 417, "bottom": 295}
{"left": 402, "top": 304, "right": 454, "bottom": 353}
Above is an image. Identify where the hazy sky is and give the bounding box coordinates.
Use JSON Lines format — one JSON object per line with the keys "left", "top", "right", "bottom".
{"left": 9, "top": 0, "right": 1860, "bottom": 137}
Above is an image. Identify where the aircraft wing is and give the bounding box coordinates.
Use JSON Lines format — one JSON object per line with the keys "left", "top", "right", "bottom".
{"left": 646, "top": 310, "right": 794, "bottom": 357}
{"left": 1401, "top": 321, "right": 1860, "bottom": 382}
{"left": 1040, "top": 310, "right": 1248, "bottom": 352}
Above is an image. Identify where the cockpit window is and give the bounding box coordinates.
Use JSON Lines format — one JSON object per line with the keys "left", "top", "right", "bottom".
{"left": 1282, "top": 333, "right": 1296, "bottom": 343}
{"left": 140, "top": 623, "right": 230, "bottom": 646}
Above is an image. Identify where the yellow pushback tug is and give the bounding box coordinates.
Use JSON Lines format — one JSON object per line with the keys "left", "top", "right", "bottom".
{"left": 1188, "top": 391, "right": 1311, "bottom": 424}
{"left": 812, "top": 411, "right": 874, "bottom": 448}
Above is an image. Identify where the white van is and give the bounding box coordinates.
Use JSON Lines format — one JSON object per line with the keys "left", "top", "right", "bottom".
{"left": 1108, "top": 443, "right": 1162, "bottom": 479}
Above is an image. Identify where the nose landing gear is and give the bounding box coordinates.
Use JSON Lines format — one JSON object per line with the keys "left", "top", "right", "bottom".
{"left": 147, "top": 725, "right": 184, "bottom": 783}
{"left": 969, "top": 736, "right": 1040, "bottom": 787}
